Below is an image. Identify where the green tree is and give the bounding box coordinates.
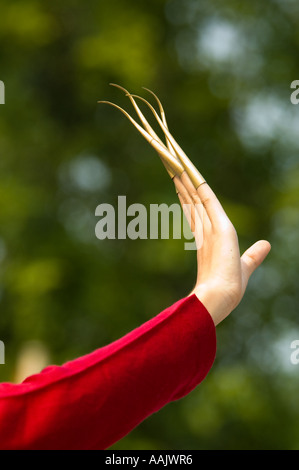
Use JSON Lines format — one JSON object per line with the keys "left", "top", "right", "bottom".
{"left": 0, "top": 0, "right": 299, "bottom": 449}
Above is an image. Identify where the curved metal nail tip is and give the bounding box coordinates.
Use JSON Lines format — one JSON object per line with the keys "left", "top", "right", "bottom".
{"left": 97, "top": 100, "right": 185, "bottom": 177}
{"left": 109, "top": 83, "right": 175, "bottom": 179}
{"left": 130, "top": 94, "right": 206, "bottom": 189}
{"left": 142, "top": 87, "right": 177, "bottom": 158}
{"left": 110, "top": 84, "right": 162, "bottom": 144}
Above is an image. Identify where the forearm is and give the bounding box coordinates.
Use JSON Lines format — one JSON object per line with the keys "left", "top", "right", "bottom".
{"left": 0, "top": 295, "right": 216, "bottom": 450}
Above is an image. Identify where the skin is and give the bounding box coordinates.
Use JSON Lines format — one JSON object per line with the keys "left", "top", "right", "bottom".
{"left": 173, "top": 171, "right": 271, "bottom": 326}
{"left": 99, "top": 87, "right": 271, "bottom": 326}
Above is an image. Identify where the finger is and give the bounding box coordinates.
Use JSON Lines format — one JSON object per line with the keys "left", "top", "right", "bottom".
{"left": 241, "top": 240, "right": 271, "bottom": 286}
{"left": 177, "top": 192, "right": 194, "bottom": 231}
{"left": 174, "top": 176, "right": 196, "bottom": 232}
{"left": 196, "top": 181, "right": 232, "bottom": 232}
{"left": 173, "top": 175, "right": 194, "bottom": 205}
{"left": 179, "top": 172, "right": 212, "bottom": 233}
{"left": 177, "top": 193, "right": 204, "bottom": 248}
{"left": 180, "top": 171, "right": 202, "bottom": 206}
{"left": 174, "top": 176, "right": 205, "bottom": 244}
{"left": 175, "top": 173, "right": 212, "bottom": 236}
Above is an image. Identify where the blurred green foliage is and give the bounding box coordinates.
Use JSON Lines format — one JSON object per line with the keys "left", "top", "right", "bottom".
{"left": 0, "top": 0, "right": 299, "bottom": 450}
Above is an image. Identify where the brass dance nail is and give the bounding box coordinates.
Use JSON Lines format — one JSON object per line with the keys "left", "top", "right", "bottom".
{"left": 97, "top": 100, "right": 184, "bottom": 177}
{"left": 109, "top": 83, "right": 176, "bottom": 179}
{"left": 129, "top": 94, "right": 206, "bottom": 189}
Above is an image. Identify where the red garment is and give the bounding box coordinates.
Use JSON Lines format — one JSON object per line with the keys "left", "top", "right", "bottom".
{"left": 0, "top": 294, "right": 216, "bottom": 450}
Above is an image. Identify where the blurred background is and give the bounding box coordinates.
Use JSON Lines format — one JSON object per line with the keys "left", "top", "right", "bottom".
{"left": 0, "top": 0, "right": 299, "bottom": 450}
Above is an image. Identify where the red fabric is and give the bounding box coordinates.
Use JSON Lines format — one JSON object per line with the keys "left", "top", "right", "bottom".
{"left": 0, "top": 294, "right": 216, "bottom": 449}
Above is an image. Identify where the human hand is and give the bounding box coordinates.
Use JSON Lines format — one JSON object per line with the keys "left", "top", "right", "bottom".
{"left": 173, "top": 172, "right": 271, "bottom": 326}
{"left": 98, "top": 85, "right": 271, "bottom": 326}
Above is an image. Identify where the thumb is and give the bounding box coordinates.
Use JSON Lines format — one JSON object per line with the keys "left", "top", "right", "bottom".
{"left": 241, "top": 240, "right": 271, "bottom": 285}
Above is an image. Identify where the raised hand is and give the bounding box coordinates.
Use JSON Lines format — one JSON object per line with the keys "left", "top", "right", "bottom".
{"left": 99, "top": 85, "right": 271, "bottom": 325}
{"left": 173, "top": 172, "right": 271, "bottom": 326}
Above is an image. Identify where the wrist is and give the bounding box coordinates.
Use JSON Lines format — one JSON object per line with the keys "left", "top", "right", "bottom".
{"left": 189, "top": 284, "right": 234, "bottom": 326}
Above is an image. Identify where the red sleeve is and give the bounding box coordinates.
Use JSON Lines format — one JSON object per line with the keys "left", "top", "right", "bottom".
{"left": 0, "top": 294, "right": 216, "bottom": 450}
